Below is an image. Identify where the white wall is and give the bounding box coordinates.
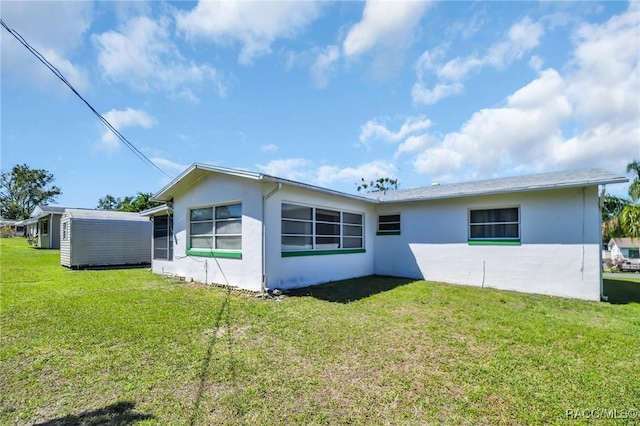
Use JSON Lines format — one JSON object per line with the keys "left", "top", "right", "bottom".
{"left": 264, "top": 185, "right": 375, "bottom": 290}
{"left": 154, "top": 173, "right": 264, "bottom": 291}
{"left": 374, "top": 186, "right": 602, "bottom": 301}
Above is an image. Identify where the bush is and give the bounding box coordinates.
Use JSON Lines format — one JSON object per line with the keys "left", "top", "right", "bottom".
{"left": 0, "top": 226, "right": 15, "bottom": 238}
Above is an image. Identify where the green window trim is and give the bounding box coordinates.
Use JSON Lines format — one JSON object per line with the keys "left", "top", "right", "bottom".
{"left": 186, "top": 249, "right": 242, "bottom": 259}
{"left": 467, "top": 239, "right": 521, "bottom": 246}
{"left": 282, "top": 248, "right": 366, "bottom": 258}
{"left": 377, "top": 231, "right": 401, "bottom": 236}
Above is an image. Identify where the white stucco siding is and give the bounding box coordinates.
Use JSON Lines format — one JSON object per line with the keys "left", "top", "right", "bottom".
{"left": 374, "top": 186, "right": 602, "bottom": 300}
{"left": 156, "top": 174, "right": 263, "bottom": 291}
{"left": 264, "top": 185, "right": 375, "bottom": 290}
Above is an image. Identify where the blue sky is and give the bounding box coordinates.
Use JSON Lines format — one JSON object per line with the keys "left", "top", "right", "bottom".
{"left": 2, "top": 0, "right": 638, "bottom": 209}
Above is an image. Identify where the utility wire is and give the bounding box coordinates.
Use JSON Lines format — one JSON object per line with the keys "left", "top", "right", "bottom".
{"left": 1, "top": 18, "right": 171, "bottom": 178}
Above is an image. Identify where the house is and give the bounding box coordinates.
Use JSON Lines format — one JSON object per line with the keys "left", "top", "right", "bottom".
{"left": 0, "top": 218, "right": 24, "bottom": 237}
{"left": 60, "top": 209, "right": 152, "bottom": 269}
{"left": 608, "top": 238, "right": 640, "bottom": 264}
{"left": 142, "top": 164, "right": 627, "bottom": 301}
{"left": 18, "top": 205, "right": 68, "bottom": 248}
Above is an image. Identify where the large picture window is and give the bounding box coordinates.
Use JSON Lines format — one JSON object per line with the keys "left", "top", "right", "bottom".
{"left": 189, "top": 203, "right": 242, "bottom": 251}
{"left": 281, "top": 203, "right": 363, "bottom": 252}
{"left": 469, "top": 207, "right": 519, "bottom": 240}
{"left": 153, "top": 214, "right": 173, "bottom": 260}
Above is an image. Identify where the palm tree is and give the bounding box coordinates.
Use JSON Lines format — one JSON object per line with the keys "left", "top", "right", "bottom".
{"left": 627, "top": 160, "right": 640, "bottom": 201}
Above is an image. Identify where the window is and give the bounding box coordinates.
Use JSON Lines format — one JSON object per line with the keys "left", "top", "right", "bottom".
{"left": 469, "top": 207, "right": 519, "bottom": 241}
{"left": 153, "top": 215, "right": 173, "bottom": 260}
{"left": 41, "top": 220, "right": 48, "bottom": 235}
{"left": 189, "top": 203, "right": 242, "bottom": 252}
{"left": 281, "top": 203, "right": 363, "bottom": 252}
{"left": 629, "top": 249, "right": 640, "bottom": 259}
{"left": 62, "top": 222, "right": 68, "bottom": 241}
{"left": 378, "top": 214, "right": 400, "bottom": 234}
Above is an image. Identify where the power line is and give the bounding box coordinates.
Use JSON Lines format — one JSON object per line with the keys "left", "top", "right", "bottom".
{"left": 0, "top": 18, "right": 171, "bottom": 178}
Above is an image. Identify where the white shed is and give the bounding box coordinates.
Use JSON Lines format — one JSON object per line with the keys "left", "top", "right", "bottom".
{"left": 60, "top": 209, "right": 152, "bottom": 269}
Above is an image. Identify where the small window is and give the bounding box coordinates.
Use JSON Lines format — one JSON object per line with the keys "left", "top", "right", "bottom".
{"left": 41, "top": 220, "right": 48, "bottom": 235}
{"left": 62, "top": 222, "right": 68, "bottom": 241}
{"left": 469, "top": 207, "right": 519, "bottom": 240}
{"left": 378, "top": 214, "right": 400, "bottom": 234}
{"left": 189, "top": 203, "right": 242, "bottom": 252}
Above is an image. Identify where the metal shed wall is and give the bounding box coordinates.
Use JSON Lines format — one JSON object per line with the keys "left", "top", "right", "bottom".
{"left": 62, "top": 217, "right": 151, "bottom": 268}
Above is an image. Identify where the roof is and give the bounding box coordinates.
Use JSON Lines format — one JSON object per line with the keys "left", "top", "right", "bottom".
{"left": 31, "top": 205, "right": 69, "bottom": 218}
{"left": 153, "top": 163, "right": 373, "bottom": 203}
{"left": 609, "top": 238, "right": 640, "bottom": 249}
{"left": 153, "top": 164, "right": 627, "bottom": 206}
{"left": 139, "top": 204, "right": 173, "bottom": 217}
{"left": 64, "top": 208, "right": 150, "bottom": 222}
{"left": 360, "top": 168, "right": 628, "bottom": 203}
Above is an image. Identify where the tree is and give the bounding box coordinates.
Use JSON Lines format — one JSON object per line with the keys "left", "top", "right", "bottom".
{"left": 96, "top": 194, "right": 121, "bottom": 211}
{"left": 620, "top": 205, "right": 640, "bottom": 239}
{"left": 0, "top": 164, "right": 62, "bottom": 220}
{"left": 356, "top": 177, "right": 399, "bottom": 193}
{"left": 627, "top": 160, "right": 640, "bottom": 201}
{"left": 96, "top": 192, "right": 160, "bottom": 213}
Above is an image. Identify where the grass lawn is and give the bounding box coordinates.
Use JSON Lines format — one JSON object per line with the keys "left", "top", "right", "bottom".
{"left": 1, "top": 238, "right": 639, "bottom": 425}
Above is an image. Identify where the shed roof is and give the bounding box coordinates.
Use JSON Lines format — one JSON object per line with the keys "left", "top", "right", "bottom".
{"left": 360, "top": 168, "right": 628, "bottom": 203}
{"left": 64, "top": 208, "right": 150, "bottom": 222}
{"left": 609, "top": 238, "right": 640, "bottom": 249}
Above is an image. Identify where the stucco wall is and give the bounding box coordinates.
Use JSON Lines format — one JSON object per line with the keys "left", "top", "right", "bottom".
{"left": 153, "top": 173, "right": 264, "bottom": 291}
{"left": 264, "top": 184, "right": 375, "bottom": 290}
{"left": 374, "top": 186, "right": 602, "bottom": 301}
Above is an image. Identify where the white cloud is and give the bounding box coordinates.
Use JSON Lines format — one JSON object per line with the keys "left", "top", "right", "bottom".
{"left": 255, "top": 158, "right": 397, "bottom": 190}
{"left": 342, "top": 1, "right": 430, "bottom": 58}
{"left": 256, "top": 158, "right": 314, "bottom": 181}
{"left": 260, "top": 144, "right": 279, "bottom": 152}
{"left": 413, "top": 17, "right": 544, "bottom": 105}
{"left": 175, "top": 1, "right": 321, "bottom": 65}
{"left": 94, "top": 16, "right": 224, "bottom": 99}
{"left": 151, "top": 157, "right": 189, "bottom": 174}
{"left": 99, "top": 108, "right": 157, "bottom": 151}
{"left": 410, "top": 4, "right": 639, "bottom": 181}
{"left": 310, "top": 45, "right": 340, "bottom": 89}
{"left": 360, "top": 115, "right": 433, "bottom": 144}
{"left": 396, "top": 134, "right": 432, "bottom": 158}
{"left": 1, "top": 1, "right": 91, "bottom": 91}
{"left": 316, "top": 161, "right": 398, "bottom": 187}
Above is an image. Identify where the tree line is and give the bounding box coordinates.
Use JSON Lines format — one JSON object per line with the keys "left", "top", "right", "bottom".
{"left": 0, "top": 164, "right": 159, "bottom": 219}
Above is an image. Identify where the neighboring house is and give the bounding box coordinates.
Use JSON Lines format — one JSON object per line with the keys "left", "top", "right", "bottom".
{"left": 19, "top": 205, "right": 68, "bottom": 248}
{"left": 0, "top": 218, "right": 24, "bottom": 237}
{"left": 608, "top": 238, "right": 640, "bottom": 264}
{"left": 142, "top": 164, "right": 627, "bottom": 301}
{"left": 60, "top": 209, "right": 152, "bottom": 269}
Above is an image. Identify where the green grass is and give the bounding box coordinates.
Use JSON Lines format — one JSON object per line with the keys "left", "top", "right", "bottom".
{"left": 1, "top": 238, "right": 639, "bottom": 425}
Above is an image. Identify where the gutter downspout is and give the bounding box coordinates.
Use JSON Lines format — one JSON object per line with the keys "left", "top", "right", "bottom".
{"left": 261, "top": 182, "right": 282, "bottom": 294}
{"left": 599, "top": 186, "right": 608, "bottom": 301}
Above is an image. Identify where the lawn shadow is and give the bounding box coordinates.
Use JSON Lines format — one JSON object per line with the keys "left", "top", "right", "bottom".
{"left": 285, "top": 275, "right": 416, "bottom": 304}
{"left": 33, "top": 401, "right": 153, "bottom": 425}
{"left": 603, "top": 278, "right": 640, "bottom": 304}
